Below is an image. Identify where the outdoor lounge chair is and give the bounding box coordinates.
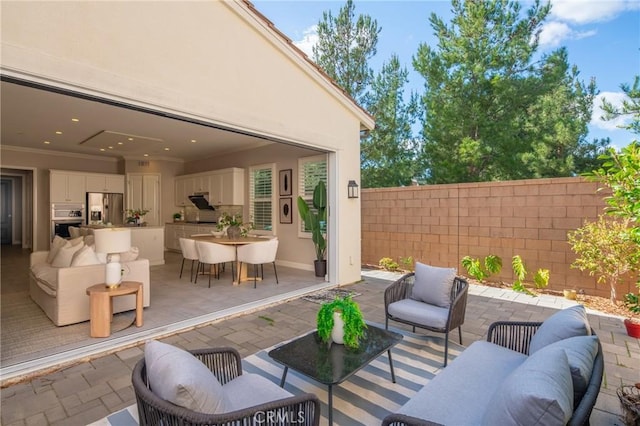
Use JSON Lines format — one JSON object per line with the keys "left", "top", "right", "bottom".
{"left": 132, "top": 343, "right": 321, "bottom": 426}
{"left": 384, "top": 263, "right": 469, "bottom": 367}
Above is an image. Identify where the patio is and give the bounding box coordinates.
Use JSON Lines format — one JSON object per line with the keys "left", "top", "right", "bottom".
{"left": 1, "top": 251, "right": 637, "bottom": 425}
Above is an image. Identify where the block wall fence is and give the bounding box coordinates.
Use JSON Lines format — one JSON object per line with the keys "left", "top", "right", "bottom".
{"left": 361, "top": 176, "right": 636, "bottom": 299}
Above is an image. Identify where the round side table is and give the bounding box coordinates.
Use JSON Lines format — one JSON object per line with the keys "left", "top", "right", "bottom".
{"left": 86, "top": 281, "right": 144, "bottom": 338}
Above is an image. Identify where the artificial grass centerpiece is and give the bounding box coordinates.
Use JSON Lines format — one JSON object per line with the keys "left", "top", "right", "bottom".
{"left": 317, "top": 295, "right": 366, "bottom": 349}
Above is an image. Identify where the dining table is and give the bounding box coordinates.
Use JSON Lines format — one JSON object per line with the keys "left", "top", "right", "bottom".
{"left": 189, "top": 235, "right": 267, "bottom": 285}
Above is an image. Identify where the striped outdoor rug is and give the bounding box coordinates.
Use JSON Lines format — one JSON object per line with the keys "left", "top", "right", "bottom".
{"left": 90, "top": 328, "right": 463, "bottom": 426}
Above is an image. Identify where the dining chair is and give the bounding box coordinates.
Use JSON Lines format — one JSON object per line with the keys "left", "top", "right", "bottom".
{"left": 178, "top": 238, "right": 199, "bottom": 282}
{"left": 194, "top": 241, "right": 236, "bottom": 287}
{"left": 236, "top": 238, "right": 279, "bottom": 288}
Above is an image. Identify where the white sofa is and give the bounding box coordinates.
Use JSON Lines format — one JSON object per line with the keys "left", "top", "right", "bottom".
{"left": 29, "top": 250, "right": 151, "bottom": 326}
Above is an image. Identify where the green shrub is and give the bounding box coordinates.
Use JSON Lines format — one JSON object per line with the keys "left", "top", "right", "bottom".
{"left": 379, "top": 257, "right": 399, "bottom": 271}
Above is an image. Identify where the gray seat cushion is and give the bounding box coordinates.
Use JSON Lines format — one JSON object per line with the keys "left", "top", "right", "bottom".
{"left": 388, "top": 299, "right": 449, "bottom": 329}
{"left": 482, "top": 346, "right": 574, "bottom": 425}
{"left": 144, "top": 340, "right": 229, "bottom": 414}
{"left": 410, "top": 262, "right": 456, "bottom": 308}
{"left": 223, "top": 373, "right": 293, "bottom": 412}
{"left": 529, "top": 305, "right": 591, "bottom": 353}
{"left": 398, "top": 341, "right": 527, "bottom": 425}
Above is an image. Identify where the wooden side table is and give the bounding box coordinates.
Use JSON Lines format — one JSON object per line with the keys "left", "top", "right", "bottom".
{"left": 86, "top": 281, "right": 144, "bottom": 338}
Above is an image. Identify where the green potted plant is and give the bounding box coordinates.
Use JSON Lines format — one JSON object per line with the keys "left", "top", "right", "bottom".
{"left": 172, "top": 212, "right": 182, "bottom": 222}
{"left": 297, "top": 180, "right": 327, "bottom": 277}
{"left": 316, "top": 295, "right": 366, "bottom": 349}
{"left": 216, "top": 212, "right": 253, "bottom": 238}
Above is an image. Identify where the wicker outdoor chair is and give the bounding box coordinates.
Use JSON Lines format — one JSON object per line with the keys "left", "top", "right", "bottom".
{"left": 132, "top": 346, "right": 321, "bottom": 426}
{"left": 487, "top": 321, "right": 604, "bottom": 426}
{"left": 384, "top": 272, "right": 469, "bottom": 367}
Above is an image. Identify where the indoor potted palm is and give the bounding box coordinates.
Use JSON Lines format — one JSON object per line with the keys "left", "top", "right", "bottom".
{"left": 316, "top": 295, "right": 366, "bottom": 349}
{"left": 297, "top": 180, "right": 327, "bottom": 277}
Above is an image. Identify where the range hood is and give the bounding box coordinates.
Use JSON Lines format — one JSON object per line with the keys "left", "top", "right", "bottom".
{"left": 188, "top": 194, "right": 215, "bottom": 210}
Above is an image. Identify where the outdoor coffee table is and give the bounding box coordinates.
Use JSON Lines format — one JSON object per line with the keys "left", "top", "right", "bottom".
{"left": 268, "top": 324, "right": 403, "bottom": 425}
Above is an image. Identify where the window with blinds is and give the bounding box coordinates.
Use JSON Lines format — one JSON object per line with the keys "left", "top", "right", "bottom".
{"left": 298, "top": 155, "right": 327, "bottom": 234}
{"left": 249, "top": 165, "right": 274, "bottom": 232}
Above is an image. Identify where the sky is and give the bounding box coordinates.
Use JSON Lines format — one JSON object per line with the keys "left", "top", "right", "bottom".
{"left": 253, "top": 0, "right": 640, "bottom": 149}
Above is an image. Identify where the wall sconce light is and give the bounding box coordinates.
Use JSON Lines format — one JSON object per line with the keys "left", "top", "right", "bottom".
{"left": 347, "top": 180, "right": 359, "bottom": 199}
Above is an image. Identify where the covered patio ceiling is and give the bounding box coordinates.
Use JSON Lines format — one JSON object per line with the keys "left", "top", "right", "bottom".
{"left": 0, "top": 78, "right": 318, "bottom": 162}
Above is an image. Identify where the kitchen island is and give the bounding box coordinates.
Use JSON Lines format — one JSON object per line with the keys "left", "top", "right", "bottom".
{"left": 165, "top": 222, "right": 218, "bottom": 252}
{"left": 83, "top": 224, "right": 165, "bottom": 265}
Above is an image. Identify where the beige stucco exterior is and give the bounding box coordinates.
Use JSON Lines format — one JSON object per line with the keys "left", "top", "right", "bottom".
{"left": 1, "top": 0, "right": 373, "bottom": 285}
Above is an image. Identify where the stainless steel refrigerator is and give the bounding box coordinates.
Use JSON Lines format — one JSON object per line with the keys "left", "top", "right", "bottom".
{"left": 87, "top": 192, "right": 124, "bottom": 225}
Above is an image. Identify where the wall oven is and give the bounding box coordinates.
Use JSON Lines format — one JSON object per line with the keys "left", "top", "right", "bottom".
{"left": 51, "top": 203, "right": 85, "bottom": 239}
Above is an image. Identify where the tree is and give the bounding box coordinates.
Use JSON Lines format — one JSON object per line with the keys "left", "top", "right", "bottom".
{"left": 413, "top": 0, "right": 598, "bottom": 183}
{"left": 312, "top": 0, "right": 381, "bottom": 105}
{"left": 600, "top": 75, "right": 640, "bottom": 135}
{"left": 361, "top": 54, "right": 422, "bottom": 187}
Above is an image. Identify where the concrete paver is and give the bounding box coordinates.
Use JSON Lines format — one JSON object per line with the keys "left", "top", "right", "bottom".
{"left": 1, "top": 272, "right": 637, "bottom": 425}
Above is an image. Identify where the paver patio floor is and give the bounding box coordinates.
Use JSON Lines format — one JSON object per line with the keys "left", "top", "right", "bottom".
{"left": 1, "top": 267, "right": 637, "bottom": 425}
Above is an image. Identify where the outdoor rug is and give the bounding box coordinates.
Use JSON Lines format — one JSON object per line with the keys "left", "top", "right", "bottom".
{"left": 90, "top": 326, "right": 463, "bottom": 426}
{"left": 302, "top": 288, "right": 362, "bottom": 305}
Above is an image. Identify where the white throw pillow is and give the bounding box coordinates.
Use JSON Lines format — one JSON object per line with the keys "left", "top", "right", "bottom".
{"left": 47, "top": 236, "right": 68, "bottom": 263}
{"left": 411, "top": 262, "right": 457, "bottom": 308}
{"left": 144, "top": 340, "right": 229, "bottom": 414}
{"left": 51, "top": 241, "right": 85, "bottom": 268}
{"left": 119, "top": 246, "right": 140, "bottom": 262}
{"left": 83, "top": 234, "right": 95, "bottom": 246}
{"left": 71, "top": 245, "right": 102, "bottom": 266}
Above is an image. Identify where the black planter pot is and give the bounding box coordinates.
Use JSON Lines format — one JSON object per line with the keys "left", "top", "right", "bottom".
{"left": 314, "top": 260, "right": 327, "bottom": 277}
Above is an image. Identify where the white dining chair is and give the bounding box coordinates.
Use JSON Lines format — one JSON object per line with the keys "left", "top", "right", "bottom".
{"left": 237, "top": 238, "right": 279, "bottom": 288}
{"left": 178, "top": 238, "right": 200, "bottom": 282}
{"left": 194, "top": 241, "right": 236, "bottom": 287}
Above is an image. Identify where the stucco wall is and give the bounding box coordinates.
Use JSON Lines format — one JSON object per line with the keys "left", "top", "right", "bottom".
{"left": 362, "top": 177, "right": 636, "bottom": 299}
{"left": 1, "top": 0, "right": 369, "bottom": 284}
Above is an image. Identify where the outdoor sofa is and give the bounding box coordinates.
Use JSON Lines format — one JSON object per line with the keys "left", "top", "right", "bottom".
{"left": 382, "top": 305, "right": 604, "bottom": 426}
{"left": 29, "top": 235, "right": 150, "bottom": 326}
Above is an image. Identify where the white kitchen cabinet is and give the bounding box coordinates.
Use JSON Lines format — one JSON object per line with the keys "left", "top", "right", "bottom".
{"left": 174, "top": 167, "right": 245, "bottom": 207}
{"left": 50, "top": 170, "right": 86, "bottom": 203}
{"left": 208, "top": 168, "right": 245, "bottom": 205}
{"left": 165, "top": 223, "right": 183, "bottom": 251}
{"left": 127, "top": 173, "right": 161, "bottom": 226}
{"left": 86, "top": 174, "right": 125, "bottom": 193}
{"left": 174, "top": 176, "right": 189, "bottom": 207}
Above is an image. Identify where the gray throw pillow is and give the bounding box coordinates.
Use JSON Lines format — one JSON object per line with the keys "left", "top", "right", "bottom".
{"left": 144, "top": 340, "right": 229, "bottom": 414}
{"left": 482, "top": 346, "right": 574, "bottom": 425}
{"left": 543, "top": 335, "right": 599, "bottom": 404}
{"left": 410, "top": 262, "right": 456, "bottom": 308}
{"left": 529, "top": 305, "right": 591, "bottom": 354}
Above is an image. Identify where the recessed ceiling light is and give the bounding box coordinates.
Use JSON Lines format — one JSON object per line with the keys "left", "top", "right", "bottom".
{"left": 100, "top": 148, "right": 106, "bottom": 152}
{"left": 55, "top": 131, "right": 62, "bottom": 135}
{"left": 117, "top": 142, "right": 123, "bottom": 145}
{"left": 128, "top": 138, "right": 134, "bottom": 141}
{"left": 164, "top": 147, "right": 170, "bottom": 151}
{"left": 191, "top": 139, "right": 197, "bottom": 143}
{"left": 71, "top": 118, "right": 79, "bottom": 122}
{"left": 143, "top": 153, "right": 149, "bottom": 157}
{"left": 44, "top": 141, "right": 51, "bottom": 144}
{"left": 108, "top": 146, "right": 114, "bottom": 149}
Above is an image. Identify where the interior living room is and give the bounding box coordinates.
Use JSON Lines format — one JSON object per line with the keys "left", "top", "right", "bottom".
{"left": 0, "top": 0, "right": 374, "bottom": 383}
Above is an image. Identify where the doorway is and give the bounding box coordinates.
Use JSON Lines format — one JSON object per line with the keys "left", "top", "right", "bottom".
{"left": 1, "top": 179, "right": 12, "bottom": 245}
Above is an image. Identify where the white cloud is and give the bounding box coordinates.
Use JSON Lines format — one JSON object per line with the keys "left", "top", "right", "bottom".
{"left": 539, "top": 21, "right": 597, "bottom": 47}
{"left": 539, "top": 21, "right": 572, "bottom": 47}
{"left": 549, "top": 0, "right": 638, "bottom": 24}
{"left": 591, "top": 91, "right": 631, "bottom": 131}
{"left": 293, "top": 25, "right": 318, "bottom": 57}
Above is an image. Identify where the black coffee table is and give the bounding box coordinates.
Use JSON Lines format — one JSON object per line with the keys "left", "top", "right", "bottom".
{"left": 268, "top": 324, "right": 403, "bottom": 425}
